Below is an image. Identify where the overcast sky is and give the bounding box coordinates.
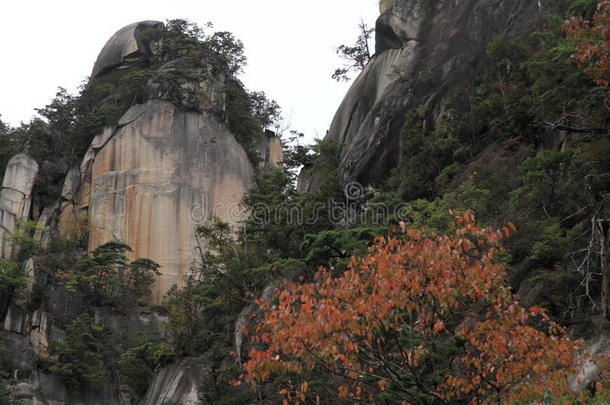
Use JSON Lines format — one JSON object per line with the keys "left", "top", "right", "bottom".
{"left": 0, "top": 0, "right": 379, "bottom": 143}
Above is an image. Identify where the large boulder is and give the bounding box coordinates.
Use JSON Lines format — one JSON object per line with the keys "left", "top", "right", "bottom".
{"left": 0, "top": 154, "right": 39, "bottom": 258}
{"left": 75, "top": 100, "right": 254, "bottom": 303}
{"left": 569, "top": 333, "right": 610, "bottom": 392}
{"left": 91, "top": 20, "right": 162, "bottom": 79}
{"left": 301, "top": 0, "right": 543, "bottom": 190}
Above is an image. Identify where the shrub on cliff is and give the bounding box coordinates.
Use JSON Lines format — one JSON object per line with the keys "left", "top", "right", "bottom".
{"left": 58, "top": 242, "right": 160, "bottom": 308}
{"left": 118, "top": 340, "right": 176, "bottom": 401}
{"left": 48, "top": 314, "right": 114, "bottom": 389}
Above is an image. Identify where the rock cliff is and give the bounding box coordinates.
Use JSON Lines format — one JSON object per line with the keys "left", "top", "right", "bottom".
{"left": 0, "top": 20, "right": 272, "bottom": 404}
{"left": 3, "top": 2, "right": 598, "bottom": 403}
{"left": 2, "top": 288, "right": 169, "bottom": 404}
{"left": 65, "top": 100, "right": 254, "bottom": 302}
{"left": 55, "top": 22, "right": 260, "bottom": 303}
{"left": 0, "top": 154, "right": 38, "bottom": 259}
{"left": 301, "top": 0, "right": 543, "bottom": 190}
{"left": 92, "top": 21, "right": 163, "bottom": 79}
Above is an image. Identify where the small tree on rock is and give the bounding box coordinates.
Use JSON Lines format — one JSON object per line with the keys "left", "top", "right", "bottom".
{"left": 332, "top": 20, "right": 374, "bottom": 82}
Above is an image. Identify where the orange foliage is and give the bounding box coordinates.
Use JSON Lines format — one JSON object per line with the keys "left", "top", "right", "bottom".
{"left": 244, "top": 213, "right": 587, "bottom": 403}
{"left": 564, "top": 1, "right": 610, "bottom": 99}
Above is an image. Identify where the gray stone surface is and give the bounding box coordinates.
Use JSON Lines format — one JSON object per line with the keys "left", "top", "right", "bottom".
{"left": 1, "top": 330, "right": 35, "bottom": 375}
{"left": 79, "top": 100, "right": 254, "bottom": 303}
{"left": 2, "top": 286, "right": 170, "bottom": 405}
{"left": 139, "top": 358, "right": 209, "bottom": 405}
{"left": 34, "top": 203, "right": 58, "bottom": 248}
{"left": 91, "top": 20, "right": 162, "bottom": 78}
{"left": 235, "top": 305, "right": 255, "bottom": 364}
{"left": 568, "top": 333, "right": 610, "bottom": 392}
{"left": 10, "top": 369, "right": 124, "bottom": 405}
{"left": 234, "top": 285, "right": 276, "bottom": 364}
{"left": 0, "top": 154, "right": 39, "bottom": 258}
{"left": 61, "top": 168, "right": 81, "bottom": 202}
{"left": 302, "top": 0, "right": 542, "bottom": 191}
{"left": 4, "top": 303, "right": 64, "bottom": 359}
{"left": 93, "top": 306, "right": 169, "bottom": 348}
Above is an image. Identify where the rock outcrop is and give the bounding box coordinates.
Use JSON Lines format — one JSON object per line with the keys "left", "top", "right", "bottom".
{"left": 0, "top": 18, "right": 273, "bottom": 402}
{"left": 139, "top": 359, "right": 209, "bottom": 405}
{"left": 2, "top": 290, "right": 169, "bottom": 405}
{"left": 92, "top": 20, "right": 162, "bottom": 79}
{"left": 568, "top": 333, "right": 610, "bottom": 391}
{"left": 53, "top": 22, "right": 258, "bottom": 303}
{"left": 301, "top": 0, "right": 543, "bottom": 190}
{"left": 0, "top": 154, "right": 39, "bottom": 258}
{"left": 255, "top": 130, "right": 284, "bottom": 168}
{"left": 85, "top": 100, "right": 254, "bottom": 302}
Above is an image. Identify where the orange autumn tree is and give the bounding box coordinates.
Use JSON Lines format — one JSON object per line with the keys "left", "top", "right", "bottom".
{"left": 245, "top": 213, "right": 584, "bottom": 404}
{"left": 564, "top": 0, "right": 610, "bottom": 106}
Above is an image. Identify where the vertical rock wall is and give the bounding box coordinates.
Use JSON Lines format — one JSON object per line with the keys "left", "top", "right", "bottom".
{"left": 0, "top": 154, "right": 39, "bottom": 258}
{"left": 267, "top": 135, "right": 284, "bottom": 167}
{"left": 52, "top": 20, "right": 259, "bottom": 303}
{"left": 302, "top": 0, "right": 542, "bottom": 189}
{"left": 81, "top": 100, "right": 254, "bottom": 303}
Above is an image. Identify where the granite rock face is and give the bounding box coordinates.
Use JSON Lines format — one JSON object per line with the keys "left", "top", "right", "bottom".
{"left": 568, "top": 333, "right": 610, "bottom": 391}
{"left": 91, "top": 20, "right": 162, "bottom": 78}
{"left": 302, "top": 0, "right": 542, "bottom": 190}
{"left": 0, "top": 154, "right": 39, "bottom": 258}
{"left": 266, "top": 133, "right": 284, "bottom": 167}
{"left": 82, "top": 100, "right": 254, "bottom": 302}
{"left": 55, "top": 99, "right": 256, "bottom": 303}
{"left": 2, "top": 288, "right": 169, "bottom": 405}
{"left": 53, "top": 21, "right": 258, "bottom": 303}
{"left": 254, "top": 131, "right": 284, "bottom": 167}
{"left": 139, "top": 359, "right": 209, "bottom": 405}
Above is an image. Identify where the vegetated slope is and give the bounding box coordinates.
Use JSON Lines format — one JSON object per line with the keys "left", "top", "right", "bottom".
{"left": 0, "top": 19, "right": 283, "bottom": 404}
{"left": 0, "top": 0, "right": 608, "bottom": 403}
{"left": 257, "top": 0, "right": 610, "bottom": 402}
{"left": 304, "top": 0, "right": 609, "bottom": 330}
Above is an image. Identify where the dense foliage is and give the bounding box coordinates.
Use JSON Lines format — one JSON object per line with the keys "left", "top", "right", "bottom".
{"left": 58, "top": 242, "right": 160, "bottom": 308}
{"left": 235, "top": 1, "right": 609, "bottom": 402}
{"left": 246, "top": 214, "right": 602, "bottom": 404}
{"left": 48, "top": 314, "right": 114, "bottom": 389}
{"left": 374, "top": 1, "right": 610, "bottom": 331}
{"left": 564, "top": 0, "right": 610, "bottom": 96}
{"left": 0, "top": 2, "right": 608, "bottom": 403}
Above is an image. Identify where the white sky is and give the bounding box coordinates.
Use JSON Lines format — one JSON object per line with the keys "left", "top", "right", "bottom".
{"left": 0, "top": 0, "right": 379, "bottom": 143}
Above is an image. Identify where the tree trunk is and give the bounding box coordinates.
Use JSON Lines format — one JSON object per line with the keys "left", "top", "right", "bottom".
{"left": 600, "top": 219, "right": 609, "bottom": 321}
